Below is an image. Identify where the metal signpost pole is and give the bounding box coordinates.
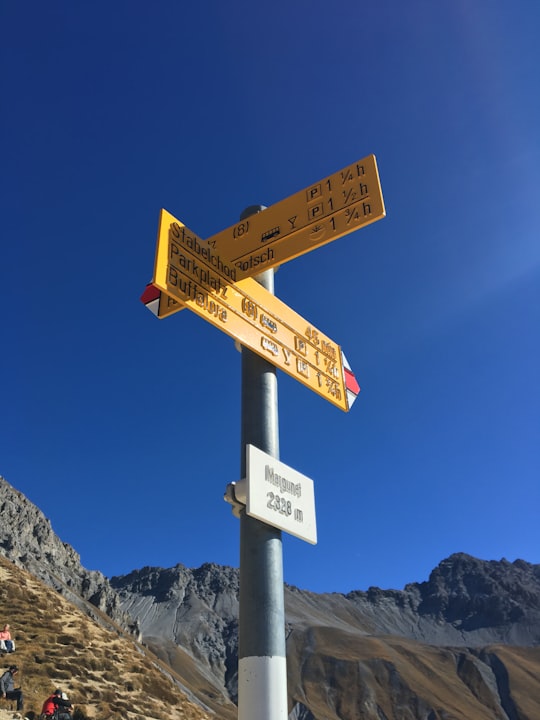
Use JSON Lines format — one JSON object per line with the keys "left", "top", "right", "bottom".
{"left": 238, "top": 206, "right": 288, "bottom": 720}
{"left": 145, "top": 155, "right": 385, "bottom": 717}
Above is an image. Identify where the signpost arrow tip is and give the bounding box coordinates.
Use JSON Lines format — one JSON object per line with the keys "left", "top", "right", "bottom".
{"left": 140, "top": 283, "right": 160, "bottom": 317}
{"left": 342, "top": 353, "right": 360, "bottom": 409}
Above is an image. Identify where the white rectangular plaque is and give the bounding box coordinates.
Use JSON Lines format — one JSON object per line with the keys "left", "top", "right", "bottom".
{"left": 237, "top": 444, "right": 317, "bottom": 544}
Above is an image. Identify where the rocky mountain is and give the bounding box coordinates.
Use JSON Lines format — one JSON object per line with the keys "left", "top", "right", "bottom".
{"left": 0, "top": 476, "right": 131, "bottom": 632}
{"left": 2, "top": 473, "right": 540, "bottom": 719}
{"left": 111, "top": 555, "right": 540, "bottom": 718}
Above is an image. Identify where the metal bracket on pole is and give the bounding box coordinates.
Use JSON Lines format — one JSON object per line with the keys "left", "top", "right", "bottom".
{"left": 224, "top": 480, "right": 247, "bottom": 519}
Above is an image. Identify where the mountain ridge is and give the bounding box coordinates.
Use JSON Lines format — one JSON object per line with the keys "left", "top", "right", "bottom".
{"left": 2, "top": 473, "right": 540, "bottom": 719}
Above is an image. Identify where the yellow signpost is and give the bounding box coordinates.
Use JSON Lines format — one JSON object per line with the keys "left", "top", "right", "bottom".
{"left": 205, "top": 154, "right": 385, "bottom": 280}
{"left": 144, "top": 155, "right": 385, "bottom": 410}
{"left": 152, "top": 210, "right": 354, "bottom": 411}
{"left": 143, "top": 158, "right": 385, "bottom": 716}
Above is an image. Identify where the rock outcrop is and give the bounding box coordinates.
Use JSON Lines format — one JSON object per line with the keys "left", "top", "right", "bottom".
{"left": 0, "top": 475, "right": 131, "bottom": 630}
{"left": 111, "top": 563, "right": 240, "bottom": 698}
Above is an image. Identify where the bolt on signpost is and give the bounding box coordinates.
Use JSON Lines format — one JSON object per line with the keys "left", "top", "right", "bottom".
{"left": 141, "top": 155, "right": 385, "bottom": 720}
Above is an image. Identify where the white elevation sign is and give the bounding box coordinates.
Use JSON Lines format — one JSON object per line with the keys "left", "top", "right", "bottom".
{"left": 235, "top": 445, "right": 317, "bottom": 544}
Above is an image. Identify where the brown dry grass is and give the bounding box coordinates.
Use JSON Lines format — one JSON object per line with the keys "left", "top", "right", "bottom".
{"left": 0, "top": 557, "right": 218, "bottom": 720}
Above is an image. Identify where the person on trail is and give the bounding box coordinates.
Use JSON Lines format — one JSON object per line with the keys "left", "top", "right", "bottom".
{"left": 0, "top": 664, "right": 23, "bottom": 711}
{"left": 0, "top": 624, "right": 15, "bottom": 653}
{"left": 41, "top": 688, "right": 73, "bottom": 719}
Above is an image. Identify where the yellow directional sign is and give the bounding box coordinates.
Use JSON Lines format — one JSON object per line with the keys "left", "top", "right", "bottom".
{"left": 152, "top": 209, "right": 355, "bottom": 411}
{"left": 205, "top": 154, "right": 385, "bottom": 280}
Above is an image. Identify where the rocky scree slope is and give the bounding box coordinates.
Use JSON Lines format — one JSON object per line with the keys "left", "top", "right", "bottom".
{"left": 111, "top": 554, "right": 540, "bottom": 718}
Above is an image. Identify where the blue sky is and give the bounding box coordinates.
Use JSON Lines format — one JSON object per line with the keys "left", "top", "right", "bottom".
{"left": 2, "top": 1, "right": 539, "bottom": 594}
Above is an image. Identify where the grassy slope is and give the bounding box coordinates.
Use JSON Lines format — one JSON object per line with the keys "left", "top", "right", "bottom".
{"left": 0, "top": 557, "right": 224, "bottom": 720}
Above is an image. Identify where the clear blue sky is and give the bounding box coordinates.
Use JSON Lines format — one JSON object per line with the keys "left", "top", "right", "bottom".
{"left": 2, "top": 1, "right": 539, "bottom": 594}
